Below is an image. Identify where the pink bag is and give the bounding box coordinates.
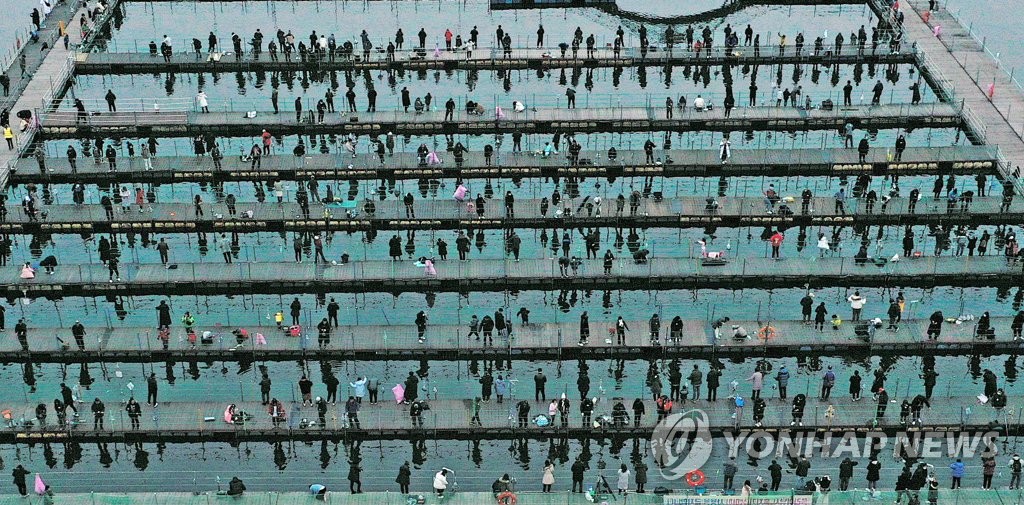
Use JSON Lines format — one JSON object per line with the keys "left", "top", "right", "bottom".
{"left": 255, "top": 333, "right": 267, "bottom": 346}
{"left": 34, "top": 474, "right": 46, "bottom": 495}
{"left": 392, "top": 384, "right": 406, "bottom": 403}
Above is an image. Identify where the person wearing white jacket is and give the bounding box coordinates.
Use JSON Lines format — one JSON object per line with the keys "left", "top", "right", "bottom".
{"left": 433, "top": 469, "right": 450, "bottom": 497}
{"left": 847, "top": 291, "right": 867, "bottom": 321}
{"left": 196, "top": 91, "right": 209, "bottom": 113}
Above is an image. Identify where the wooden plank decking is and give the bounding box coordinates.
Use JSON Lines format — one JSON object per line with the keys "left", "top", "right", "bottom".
{"left": 0, "top": 492, "right": 998, "bottom": 505}
{"left": 74, "top": 44, "right": 914, "bottom": 74}
{"left": 11, "top": 146, "right": 998, "bottom": 185}
{"left": 904, "top": 0, "right": 1024, "bottom": 191}
{"left": 6, "top": 317, "right": 1021, "bottom": 363}
{"left": 0, "top": 395, "right": 1005, "bottom": 443}
{"left": 36, "top": 103, "right": 962, "bottom": 140}
{"left": 2, "top": 195, "right": 1019, "bottom": 234}
{"left": 4, "top": 256, "right": 1023, "bottom": 298}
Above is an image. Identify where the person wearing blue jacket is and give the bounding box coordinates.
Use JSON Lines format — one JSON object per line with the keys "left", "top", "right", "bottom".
{"left": 949, "top": 459, "right": 965, "bottom": 489}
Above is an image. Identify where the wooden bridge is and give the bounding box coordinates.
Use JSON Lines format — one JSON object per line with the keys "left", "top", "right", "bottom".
{"left": 4, "top": 317, "right": 1018, "bottom": 363}
{"left": 2, "top": 194, "right": 1018, "bottom": 234}
{"left": 4, "top": 256, "right": 1023, "bottom": 299}
{"left": 37, "top": 103, "right": 962, "bottom": 139}
{"left": 73, "top": 44, "right": 915, "bottom": 74}
{"left": 0, "top": 395, "right": 1003, "bottom": 443}
{"left": 12, "top": 146, "right": 998, "bottom": 185}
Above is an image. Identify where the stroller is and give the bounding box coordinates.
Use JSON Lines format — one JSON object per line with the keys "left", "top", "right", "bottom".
{"left": 854, "top": 319, "right": 882, "bottom": 342}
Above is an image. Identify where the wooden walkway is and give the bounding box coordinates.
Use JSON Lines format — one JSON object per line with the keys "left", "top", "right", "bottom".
{"left": 75, "top": 44, "right": 914, "bottom": 74}
{"left": 11, "top": 146, "right": 998, "bottom": 185}
{"left": 905, "top": 0, "right": 1024, "bottom": 192}
{"left": 0, "top": 395, "right": 1005, "bottom": 443}
{"left": 4, "top": 256, "right": 1023, "bottom": 298}
{"left": 7, "top": 317, "right": 1021, "bottom": 363}
{"left": 0, "top": 492, "right": 1000, "bottom": 505}
{"left": 36, "top": 103, "right": 961, "bottom": 140}
{"left": 5, "top": 194, "right": 1023, "bottom": 234}
{"left": 0, "top": 2, "right": 88, "bottom": 188}
{"left": 0, "top": 0, "right": 81, "bottom": 114}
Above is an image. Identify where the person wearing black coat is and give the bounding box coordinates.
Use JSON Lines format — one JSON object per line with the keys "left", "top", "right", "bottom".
{"left": 580, "top": 397, "right": 594, "bottom": 427}
{"left": 895, "top": 467, "right": 912, "bottom": 503}
{"left": 876, "top": 388, "right": 889, "bottom": 420}
{"left": 396, "top": 461, "right": 411, "bottom": 494}
{"left": 983, "top": 369, "right": 998, "bottom": 398}
{"left": 927, "top": 311, "right": 943, "bottom": 340}
{"left": 11, "top": 465, "right": 29, "bottom": 496}
{"left": 1012, "top": 311, "right": 1024, "bottom": 340}
{"left": 911, "top": 463, "right": 929, "bottom": 491}
{"left": 752, "top": 397, "right": 766, "bottom": 427}
{"left": 404, "top": 372, "right": 419, "bottom": 403}
{"left": 389, "top": 235, "right": 402, "bottom": 260}
{"left": 866, "top": 458, "right": 882, "bottom": 490}
{"left": 839, "top": 458, "right": 859, "bottom": 491}
{"left": 631, "top": 398, "right": 645, "bottom": 427}
{"left": 634, "top": 462, "right": 648, "bottom": 493}
{"left": 790, "top": 394, "right": 806, "bottom": 426}
{"left": 858, "top": 137, "right": 870, "bottom": 163}
{"left": 479, "top": 371, "right": 493, "bottom": 401}
{"left": 706, "top": 367, "right": 721, "bottom": 401}
{"left": 911, "top": 394, "right": 930, "bottom": 423}
{"left": 348, "top": 462, "right": 362, "bottom": 493}
{"left": 571, "top": 458, "right": 587, "bottom": 493}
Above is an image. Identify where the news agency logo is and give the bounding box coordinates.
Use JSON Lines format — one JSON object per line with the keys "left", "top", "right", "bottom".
{"left": 651, "top": 409, "right": 1002, "bottom": 482}
{"left": 651, "top": 410, "right": 714, "bottom": 480}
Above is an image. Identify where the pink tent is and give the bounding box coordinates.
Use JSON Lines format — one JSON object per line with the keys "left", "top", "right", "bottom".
{"left": 392, "top": 384, "right": 406, "bottom": 404}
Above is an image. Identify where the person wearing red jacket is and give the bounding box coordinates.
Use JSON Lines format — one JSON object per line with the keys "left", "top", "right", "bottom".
{"left": 769, "top": 231, "right": 784, "bottom": 259}
{"left": 656, "top": 395, "right": 673, "bottom": 422}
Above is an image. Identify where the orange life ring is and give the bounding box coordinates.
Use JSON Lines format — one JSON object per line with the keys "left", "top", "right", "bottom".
{"left": 685, "top": 470, "right": 706, "bottom": 487}
{"left": 757, "top": 325, "right": 777, "bottom": 341}
{"left": 496, "top": 491, "right": 517, "bottom": 505}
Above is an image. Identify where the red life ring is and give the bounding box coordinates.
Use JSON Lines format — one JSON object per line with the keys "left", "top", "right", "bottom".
{"left": 685, "top": 470, "right": 706, "bottom": 487}
{"left": 496, "top": 491, "right": 517, "bottom": 505}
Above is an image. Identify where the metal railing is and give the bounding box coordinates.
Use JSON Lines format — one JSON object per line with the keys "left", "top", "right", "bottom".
{"left": 943, "top": 4, "right": 1024, "bottom": 98}
{"left": 56, "top": 85, "right": 938, "bottom": 115}
{"left": 89, "top": 39, "right": 917, "bottom": 62}
{"left": 0, "top": 397, "right": 994, "bottom": 436}
{"left": 9, "top": 255, "right": 1024, "bottom": 294}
